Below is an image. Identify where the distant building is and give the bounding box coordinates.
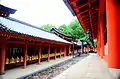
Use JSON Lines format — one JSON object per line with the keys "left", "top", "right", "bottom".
{"left": 50, "top": 27, "right": 73, "bottom": 42}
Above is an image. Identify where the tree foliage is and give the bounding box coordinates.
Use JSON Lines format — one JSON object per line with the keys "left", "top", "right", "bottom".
{"left": 59, "top": 24, "right": 72, "bottom": 36}
{"left": 40, "top": 19, "right": 86, "bottom": 42}
{"left": 41, "top": 24, "right": 53, "bottom": 31}
{"left": 59, "top": 19, "right": 86, "bottom": 41}
{"left": 93, "top": 40, "right": 97, "bottom": 47}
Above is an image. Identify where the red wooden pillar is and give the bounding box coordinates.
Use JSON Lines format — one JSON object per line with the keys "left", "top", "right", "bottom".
{"left": 0, "top": 39, "right": 6, "bottom": 75}
{"left": 48, "top": 45, "right": 50, "bottom": 62}
{"left": 64, "top": 46, "right": 66, "bottom": 57}
{"left": 23, "top": 44, "right": 27, "bottom": 68}
{"left": 100, "top": 26, "right": 105, "bottom": 57}
{"left": 97, "top": 31, "right": 101, "bottom": 56}
{"left": 60, "top": 47, "right": 62, "bottom": 58}
{"left": 97, "top": 12, "right": 102, "bottom": 56}
{"left": 99, "top": 0, "right": 105, "bottom": 57}
{"left": 72, "top": 44, "right": 74, "bottom": 56}
{"left": 94, "top": 48, "right": 96, "bottom": 52}
{"left": 38, "top": 47, "right": 41, "bottom": 64}
{"left": 68, "top": 45, "right": 70, "bottom": 56}
{"left": 54, "top": 47, "right": 57, "bottom": 60}
{"left": 84, "top": 47, "right": 86, "bottom": 53}
{"left": 69, "top": 45, "right": 71, "bottom": 56}
{"left": 106, "top": 0, "right": 120, "bottom": 68}
{"left": 87, "top": 46, "right": 89, "bottom": 52}
{"left": 92, "top": 48, "right": 94, "bottom": 51}
{"left": 88, "top": 46, "right": 90, "bottom": 51}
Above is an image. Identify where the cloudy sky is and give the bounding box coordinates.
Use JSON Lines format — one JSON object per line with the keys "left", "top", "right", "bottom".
{"left": 1, "top": 0, "right": 75, "bottom": 27}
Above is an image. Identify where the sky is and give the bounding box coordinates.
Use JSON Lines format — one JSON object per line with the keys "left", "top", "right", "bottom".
{"left": 1, "top": 0, "right": 75, "bottom": 27}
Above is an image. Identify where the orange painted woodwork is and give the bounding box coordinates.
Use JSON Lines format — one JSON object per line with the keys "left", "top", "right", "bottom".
{"left": 88, "top": 0, "right": 94, "bottom": 39}
{"left": 0, "top": 39, "right": 6, "bottom": 74}
{"left": 60, "top": 48, "right": 62, "bottom": 58}
{"left": 99, "top": 0, "right": 105, "bottom": 57}
{"left": 99, "top": 23, "right": 105, "bottom": 57}
{"left": 97, "top": 31, "right": 101, "bottom": 56}
{"left": 64, "top": 46, "right": 66, "bottom": 57}
{"left": 48, "top": 45, "right": 50, "bottom": 62}
{"left": 0, "top": 30, "right": 68, "bottom": 45}
{"left": 69, "top": 0, "right": 99, "bottom": 39}
{"left": 54, "top": 48, "right": 57, "bottom": 60}
{"left": 72, "top": 44, "right": 74, "bottom": 56}
{"left": 23, "top": 44, "right": 27, "bottom": 68}
{"left": 68, "top": 45, "right": 71, "bottom": 56}
{"left": 106, "top": 0, "right": 120, "bottom": 68}
{"left": 38, "top": 47, "right": 41, "bottom": 64}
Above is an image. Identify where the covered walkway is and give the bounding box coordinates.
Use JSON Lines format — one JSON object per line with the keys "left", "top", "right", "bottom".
{"left": 0, "top": 56, "right": 72, "bottom": 79}
{"left": 53, "top": 53, "right": 114, "bottom": 79}
{"left": 64, "top": 0, "right": 120, "bottom": 78}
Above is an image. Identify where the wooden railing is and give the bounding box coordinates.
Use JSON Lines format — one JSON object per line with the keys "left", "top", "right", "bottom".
{"left": 5, "top": 52, "right": 66, "bottom": 64}
{"left": 56, "top": 53, "right": 60, "bottom": 56}
{"left": 50, "top": 53, "right": 55, "bottom": 57}
{"left": 6, "top": 56, "right": 23, "bottom": 64}
{"left": 41, "top": 54, "right": 48, "bottom": 58}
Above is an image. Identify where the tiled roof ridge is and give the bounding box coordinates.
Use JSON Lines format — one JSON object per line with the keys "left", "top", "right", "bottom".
{"left": 51, "top": 27, "right": 72, "bottom": 38}
{"left": 0, "top": 4, "right": 16, "bottom": 14}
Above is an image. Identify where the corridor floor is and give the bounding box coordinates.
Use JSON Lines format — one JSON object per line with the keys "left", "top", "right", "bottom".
{"left": 53, "top": 53, "right": 114, "bottom": 79}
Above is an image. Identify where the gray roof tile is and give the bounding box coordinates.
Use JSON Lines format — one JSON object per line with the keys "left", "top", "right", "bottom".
{"left": 0, "top": 16, "right": 71, "bottom": 44}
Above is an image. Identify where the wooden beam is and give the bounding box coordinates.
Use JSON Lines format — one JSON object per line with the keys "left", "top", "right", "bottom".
{"left": 75, "top": 7, "right": 98, "bottom": 15}
{"left": 0, "top": 30, "right": 69, "bottom": 46}
{"left": 88, "top": 0, "right": 94, "bottom": 38}
{"left": 69, "top": 0, "right": 77, "bottom": 3}
{"left": 70, "top": 0, "right": 96, "bottom": 9}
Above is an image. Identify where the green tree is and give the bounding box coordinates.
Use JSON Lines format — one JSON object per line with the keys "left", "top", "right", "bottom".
{"left": 59, "top": 24, "right": 71, "bottom": 35}
{"left": 40, "top": 19, "right": 87, "bottom": 42}
{"left": 41, "top": 24, "right": 53, "bottom": 31}
{"left": 93, "top": 40, "right": 97, "bottom": 47}
{"left": 59, "top": 19, "right": 86, "bottom": 41}
{"left": 69, "top": 19, "right": 85, "bottom": 40}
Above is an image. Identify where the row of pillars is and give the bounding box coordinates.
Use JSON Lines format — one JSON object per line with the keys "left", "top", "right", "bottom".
{"left": 0, "top": 41, "right": 72, "bottom": 74}
{"left": 97, "top": 0, "right": 120, "bottom": 69}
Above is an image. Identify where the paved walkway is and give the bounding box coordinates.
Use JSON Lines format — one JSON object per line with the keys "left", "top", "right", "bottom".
{"left": 53, "top": 53, "right": 114, "bottom": 79}
{"left": 0, "top": 56, "right": 72, "bottom": 79}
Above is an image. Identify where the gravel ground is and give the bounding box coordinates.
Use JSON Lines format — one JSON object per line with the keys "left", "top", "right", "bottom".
{"left": 22, "top": 54, "right": 89, "bottom": 79}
